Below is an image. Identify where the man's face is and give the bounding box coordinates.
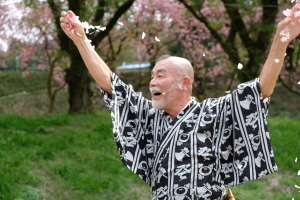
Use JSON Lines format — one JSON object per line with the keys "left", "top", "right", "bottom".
{"left": 149, "top": 62, "right": 180, "bottom": 110}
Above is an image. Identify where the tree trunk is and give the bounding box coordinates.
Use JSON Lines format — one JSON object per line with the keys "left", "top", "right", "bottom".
{"left": 66, "top": 49, "right": 93, "bottom": 114}
{"left": 47, "top": 0, "right": 136, "bottom": 114}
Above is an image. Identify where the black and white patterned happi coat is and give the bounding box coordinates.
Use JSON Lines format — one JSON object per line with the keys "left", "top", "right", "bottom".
{"left": 100, "top": 73, "right": 278, "bottom": 200}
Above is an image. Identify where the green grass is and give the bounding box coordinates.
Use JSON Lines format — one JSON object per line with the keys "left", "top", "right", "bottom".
{"left": 0, "top": 113, "right": 150, "bottom": 200}
{"left": 0, "top": 114, "right": 299, "bottom": 200}
{"left": 0, "top": 113, "right": 300, "bottom": 200}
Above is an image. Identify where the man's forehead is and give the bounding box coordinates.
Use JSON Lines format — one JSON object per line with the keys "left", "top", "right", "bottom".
{"left": 151, "top": 68, "right": 167, "bottom": 74}
{"left": 151, "top": 60, "right": 176, "bottom": 74}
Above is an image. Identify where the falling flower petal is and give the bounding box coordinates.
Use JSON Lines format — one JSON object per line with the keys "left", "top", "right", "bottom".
{"left": 190, "top": 188, "right": 195, "bottom": 194}
{"left": 84, "top": 39, "right": 92, "bottom": 43}
{"left": 283, "top": 9, "right": 292, "bottom": 17}
{"left": 298, "top": 170, "right": 300, "bottom": 175}
{"left": 296, "top": 157, "right": 298, "bottom": 162}
{"left": 203, "top": 53, "right": 206, "bottom": 56}
{"left": 263, "top": 98, "right": 269, "bottom": 103}
{"left": 118, "top": 21, "right": 123, "bottom": 26}
{"left": 294, "top": 10, "right": 300, "bottom": 17}
{"left": 237, "top": 163, "right": 243, "bottom": 169}
{"left": 90, "top": 45, "right": 95, "bottom": 51}
{"left": 142, "top": 32, "right": 146, "bottom": 39}
{"left": 237, "top": 63, "right": 243, "bottom": 69}
{"left": 225, "top": 90, "right": 230, "bottom": 94}
{"left": 155, "top": 36, "right": 160, "bottom": 42}
{"left": 285, "top": 53, "right": 287, "bottom": 56}
{"left": 275, "top": 59, "right": 280, "bottom": 63}
{"left": 82, "top": 21, "right": 89, "bottom": 29}
{"left": 295, "top": 185, "right": 300, "bottom": 189}
{"left": 280, "top": 27, "right": 290, "bottom": 36}
{"left": 281, "top": 37, "right": 289, "bottom": 42}
{"left": 280, "top": 27, "right": 290, "bottom": 42}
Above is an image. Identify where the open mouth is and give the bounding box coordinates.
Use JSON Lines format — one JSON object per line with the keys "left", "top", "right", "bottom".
{"left": 153, "top": 92, "right": 162, "bottom": 96}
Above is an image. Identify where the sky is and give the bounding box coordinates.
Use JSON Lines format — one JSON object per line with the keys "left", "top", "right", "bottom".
{"left": 0, "top": 0, "right": 23, "bottom": 52}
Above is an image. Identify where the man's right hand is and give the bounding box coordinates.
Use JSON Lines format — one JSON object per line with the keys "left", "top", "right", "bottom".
{"left": 60, "top": 10, "right": 87, "bottom": 43}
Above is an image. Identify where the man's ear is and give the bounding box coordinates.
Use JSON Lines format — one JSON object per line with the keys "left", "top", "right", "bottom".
{"left": 182, "top": 76, "right": 191, "bottom": 90}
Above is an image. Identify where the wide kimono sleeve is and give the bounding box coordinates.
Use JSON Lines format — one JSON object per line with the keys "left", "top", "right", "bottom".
{"left": 213, "top": 78, "right": 278, "bottom": 187}
{"left": 99, "top": 72, "right": 153, "bottom": 185}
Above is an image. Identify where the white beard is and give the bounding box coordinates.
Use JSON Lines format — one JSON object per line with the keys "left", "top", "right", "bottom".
{"left": 151, "top": 89, "right": 176, "bottom": 110}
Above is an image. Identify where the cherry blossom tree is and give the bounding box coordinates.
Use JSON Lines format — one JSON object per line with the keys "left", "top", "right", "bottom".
{"left": 177, "top": 0, "right": 280, "bottom": 83}
{"left": 0, "top": 1, "right": 70, "bottom": 113}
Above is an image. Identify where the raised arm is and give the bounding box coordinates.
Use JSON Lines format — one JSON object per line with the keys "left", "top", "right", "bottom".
{"left": 260, "top": 3, "right": 300, "bottom": 99}
{"left": 60, "top": 11, "right": 112, "bottom": 95}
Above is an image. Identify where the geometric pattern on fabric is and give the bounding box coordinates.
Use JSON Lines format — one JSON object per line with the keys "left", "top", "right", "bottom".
{"left": 100, "top": 73, "right": 278, "bottom": 200}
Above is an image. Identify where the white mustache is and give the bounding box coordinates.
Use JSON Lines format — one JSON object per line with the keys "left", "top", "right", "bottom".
{"left": 149, "top": 87, "right": 162, "bottom": 93}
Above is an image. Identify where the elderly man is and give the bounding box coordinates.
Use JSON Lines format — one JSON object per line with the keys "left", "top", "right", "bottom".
{"left": 60, "top": 3, "right": 300, "bottom": 199}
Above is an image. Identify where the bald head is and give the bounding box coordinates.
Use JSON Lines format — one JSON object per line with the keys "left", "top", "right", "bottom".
{"left": 156, "top": 55, "right": 194, "bottom": 94}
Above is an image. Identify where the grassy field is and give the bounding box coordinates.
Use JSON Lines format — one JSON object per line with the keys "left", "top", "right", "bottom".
{"left": 0, "top": 114, "right": 299, "bottom": 200}
{"left": 0, "top": 71, "right": 299, "bottom": 199}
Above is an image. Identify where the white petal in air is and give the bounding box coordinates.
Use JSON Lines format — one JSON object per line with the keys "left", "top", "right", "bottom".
{"left": 298, "top": 81, "right": 300, "bottom": 85}
{"left": 225, "top": 90, "right": 230, "bottom": 94}
{"left": 118, "top": 21, "right": 123, "bottom": 26}
{"left": 81, "top": 21, "right": 89, "bottom": 29}
{"left": 295, "top": 185, "right": 300, "bottom": 189}
{"left": 203, "top": 53, "right": 206, "bottom": 56}
{"left": 155, "top": 36, "right": 160, "bottom": 42}
{"left": 90, "top": 45, "right": 95, "bottom": 51}
{"left": 237, "top": 63, "right": 243, "bottom": 69}
{"left": 280, "top": 37, "right": 289, "bottom": 42}
{"left": 263, "top": 98, "right": 269, "bottom": 103}
{"left": 296, "top": 157, "right": 298, "bottom": 162}
{"left": 283, "top": 9, "right": 291, "bottom": 17}
{"left": 142, "top": 32, "right": 146, "bottom": 39}
{"left": 298, "top": 170, "right": 300, "bottom": 176}
{"left": 84, "top": 39, "right": 92, "bottom": 43}
{"left": 275, "top": 59, "right": 280, "bottom": 63}
{"left": 237, "top": 163, "right": 243, "bottom": 169}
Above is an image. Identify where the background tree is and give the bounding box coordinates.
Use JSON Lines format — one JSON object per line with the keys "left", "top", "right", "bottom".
{"left": 43, "top": 0, "right": 136, "bottom": 114}
{"left": 177, "top": 0, "right": 280, "bottom": 83}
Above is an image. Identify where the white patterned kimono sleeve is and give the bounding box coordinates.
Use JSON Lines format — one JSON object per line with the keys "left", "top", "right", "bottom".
{"left": 213, "top": 78, "right": 278, "bottom": 187}
{"left": 99, "top": 72, "right": 153, "bottom": 185}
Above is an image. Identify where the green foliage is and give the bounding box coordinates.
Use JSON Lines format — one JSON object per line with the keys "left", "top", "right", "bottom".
{"left": 0, "top": 113, "right": 299, "bottom": 199}
{"left": 0, "top": 71, "right": 50, "bottom": 96}
{"left": 0, "top": 113, "right": 150, "bottom": 200}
